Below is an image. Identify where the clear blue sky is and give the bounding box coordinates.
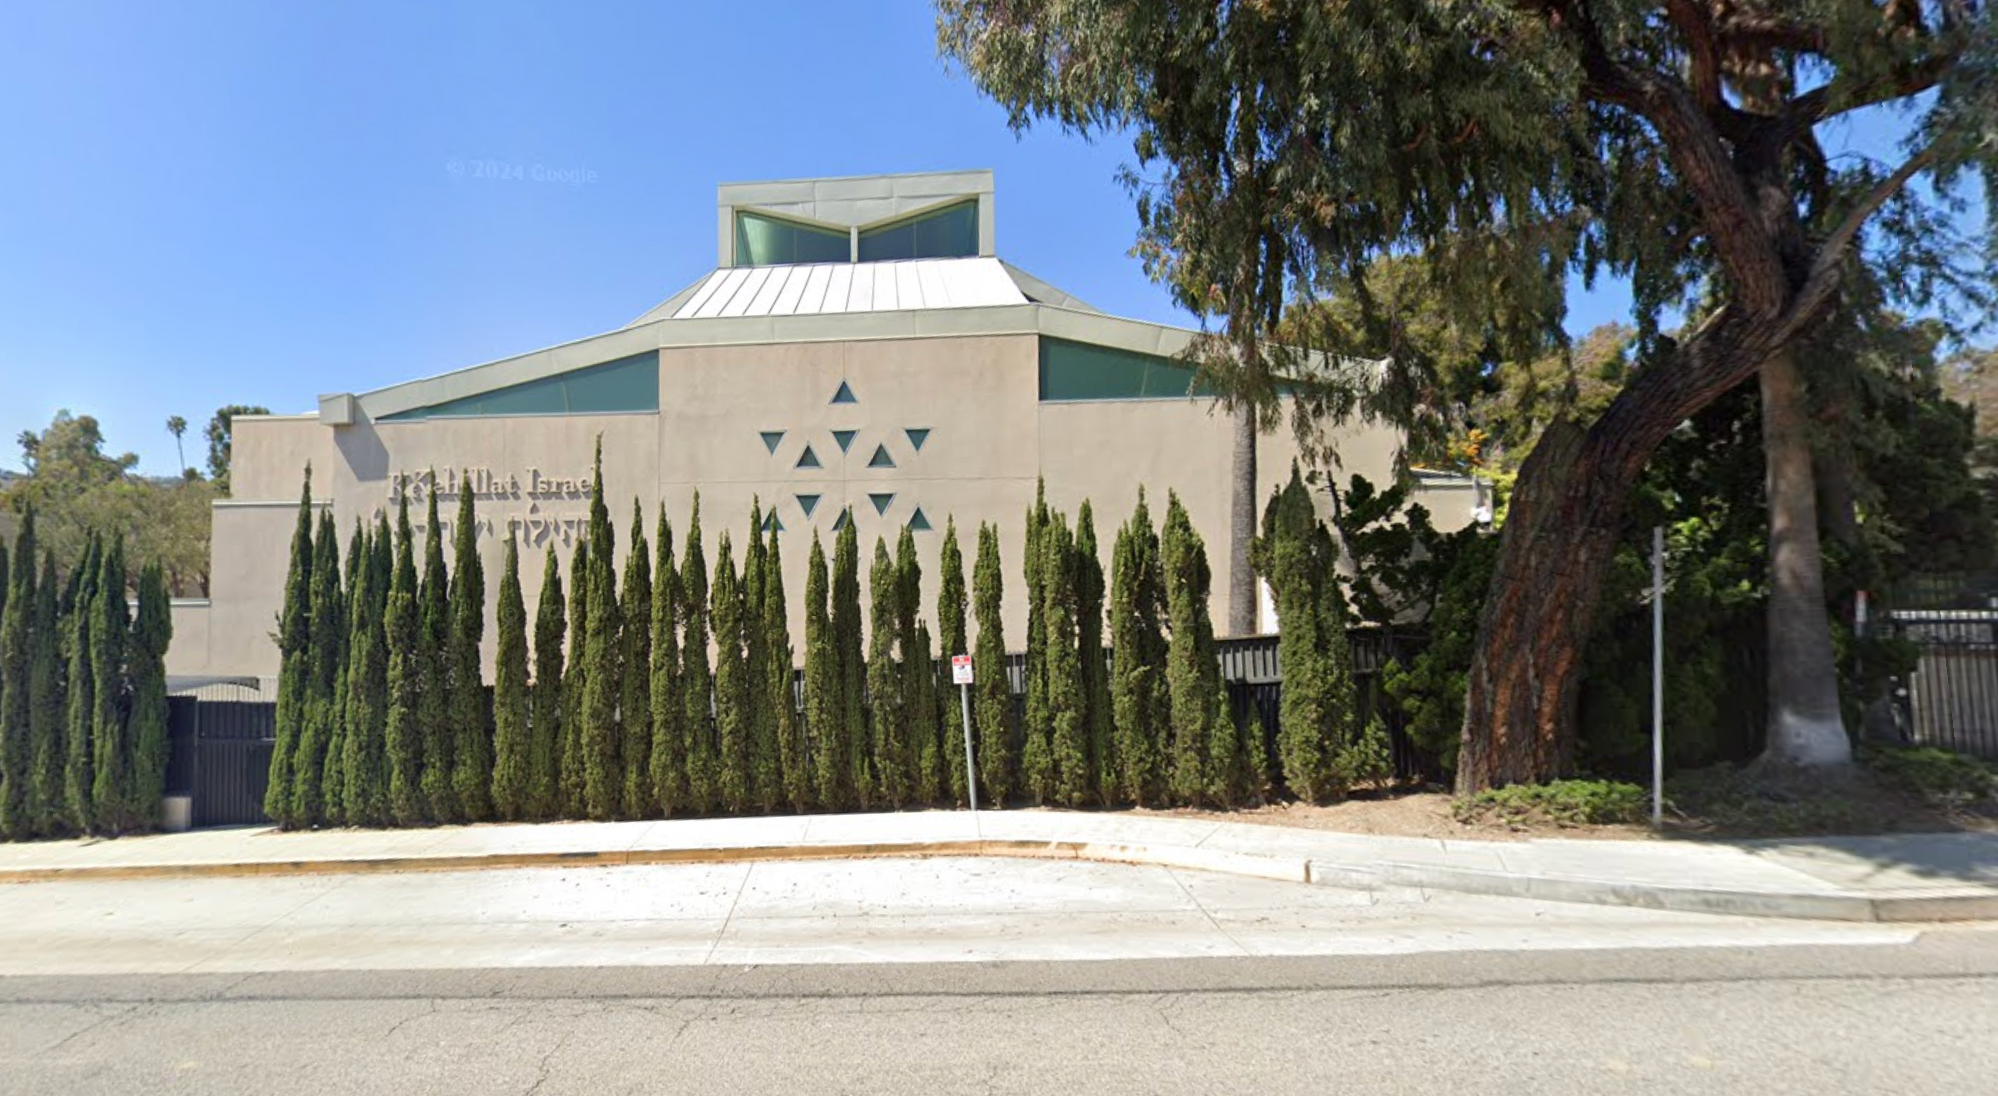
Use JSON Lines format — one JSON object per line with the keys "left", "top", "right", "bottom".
{"left": 0, "top": 1, "right": 1948, "bottom": 476}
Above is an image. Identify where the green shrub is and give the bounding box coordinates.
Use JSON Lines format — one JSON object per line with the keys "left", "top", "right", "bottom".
{"left": 1665, "top": 765, "right": 1882, "bottom": 835}
{"left": 1454, "top": 779, "right": 1648, "bottom": 828}
{"left": 1862, "top": 745, "right": 1998, "bottom": 807}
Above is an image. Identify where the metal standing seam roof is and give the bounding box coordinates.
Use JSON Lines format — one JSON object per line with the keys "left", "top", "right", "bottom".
{"left": 671, "top": 257, "right": 1029, "bottom": 319}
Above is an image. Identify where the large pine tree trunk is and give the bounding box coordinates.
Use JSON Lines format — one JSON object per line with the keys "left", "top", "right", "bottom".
{"left": 1756, "top": 348, "right": 1851, "bottom": 767}
{"left": 1453, "top": 420, "right": 1629, "bottom": 792}
{"left": 1227, "top": 407, "right": 1257, "bottom": 636}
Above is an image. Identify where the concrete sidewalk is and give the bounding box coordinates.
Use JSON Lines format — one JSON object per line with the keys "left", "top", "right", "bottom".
{"left": 2, "top": 810, "right": 1995, "bottom": 922}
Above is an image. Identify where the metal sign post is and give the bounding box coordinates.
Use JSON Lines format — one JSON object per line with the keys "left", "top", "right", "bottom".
{"left": 1651, "top": 526, "right": 1666, "bottom": 830}
{"left": 952, "top": 655, "right": 978, "bottom": 814}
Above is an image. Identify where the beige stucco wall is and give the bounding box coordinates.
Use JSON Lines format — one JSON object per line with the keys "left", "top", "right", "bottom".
{"left": 199, "top": 333, "right": 1464, "bottom": 679}
{"left": 164, "top": 600, "right": 213, "bottom": 677}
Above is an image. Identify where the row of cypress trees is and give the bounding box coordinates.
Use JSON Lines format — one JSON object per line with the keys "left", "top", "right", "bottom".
{"left": 0, "top": 509, "right": 176, "bottom": 840}
{"left": 265, "top": 450, "right": 1382, "bottom": 829}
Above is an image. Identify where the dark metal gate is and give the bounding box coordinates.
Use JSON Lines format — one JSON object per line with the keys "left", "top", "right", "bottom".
{"left": 1889, "top": 610, "right": 1998, "bottom": 761}
{"left": 174, "top": 700, "right": 277, "bottom": 827}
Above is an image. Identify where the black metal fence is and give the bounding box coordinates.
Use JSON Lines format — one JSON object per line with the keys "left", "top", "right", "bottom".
{"left": 165, "top": 629, "right": 1431, "bottom": 829}
{"left": 1887, "top": 610, "right": 1998, "bottom": 761}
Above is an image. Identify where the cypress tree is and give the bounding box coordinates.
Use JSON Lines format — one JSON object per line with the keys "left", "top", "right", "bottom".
{"left": 266, "top": 477, "right": 314, "bottom": 827}
{"left": 382, "top": 498, "right": 424, "bottom": 824}
{"left": 1076, "top": 502, "right": 1116, "bottom": 806}
{"left": 743, "top": 504, "right": 780, "bottom": 812}
{"left": 491, "top": 533, "right": 530, "bottom": 820}
{"left": 710, "top": 533, "right": 751, "bottom": 813}
{"left": 289, "top": 512, "right": 344, "bottom": 826}
{"left": 27, "top": 553, "right": 63, "bottom": 836}
{"left": 1253, "top": 469, "right": 1390, "bottom": 796}
{"left": 866, "top": 539, "right": 908, "bottom": 807}
{"left": 649, "top": 510, "right": 685, "bottom": 815}
{"left": 127, "top": 562, "right": 173, "bottom": 830}
{"left": 89, "top": 536, "right": 132, "bottom": 832}
{"left": 911, "top": 617, "right": 941, "bottom": 806}
{"left": 804, "top": 533, "right": 844, "bottom": 810}
{"left": 340, "top": 512, "right": 391, "bottom": 827}
{"left": 61, "top": 534, "right": 101, "bottom": 834}
{"left": 936, "top": 518, "right": 970, "bottom": 806}
{"left": 1020, "top": 481, "right": 1050, "bottom": 802}
{"left": 831, "top": 515, "right": 868, "bottom": 807}
{"left": 896, "top": 529, "right": 939, "bottom": 806}
{"left": 971, "top": 523, "right": 1011, "bottom": 806}
{"left": 417, "top": 486, "right": 453, "bottom": 821}
{"left": 0, "top": 510, "right": 34, "bottom": 838}
{"left": 323, "top": 520, "right": 366, "bottom": 824}
{"left": 1110, "top": 490, "right": 1169, "bottom": 806}
{"left": 1162, "top": 493, "right": 1237, "bottom": 806}
{"left": 1256, "top": 467, "right": 1334, "bottom": 801}
{"left": 620, "top": 502, "right": 653, "bottom": 818}
{"left": 765, "top": 524, "right": 805, "bottom": 812}
{"left": 529, "top": 546, "right": 566, "bottom": 819}
{"left": 448, "top": 486, "right": 492, "bottom": 821}
{"left": 680, "top": 493, "right": 714, "bottom": 812}
{"left": 561, "top": 540, "right": 590, "bottom": 817}
{"left": 578, "top": 444, "right": 621, "bottom": 821}
{"left": 1042, "top": 513, "right": 1088, "bottom": 807}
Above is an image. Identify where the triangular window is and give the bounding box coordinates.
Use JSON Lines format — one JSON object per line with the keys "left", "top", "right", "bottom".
{"left": 795, "top": 445, "right": 822, "bottom": 470}
{"left": 833, "top": 429, "right": 857, "bottom": 453}
{"left": 870, "top": 492, "right": 895, "bottom": 516}
{"left": 868, "top": 445, "right": 896, "bottom": 469}
{"left": 759, "top": 430, "right": 785, "bottom": 454}
{"left": 905, "top": 428, "right": 930, "bottom": 451}
{"left": 831, "top": 380, "right": 857, "bottom": 405}
{"left": 906, "top": 507, "right": 932, "bottom": 532}
{"left": 796, "top": 493, "right": 821, "bottom": 518}
{"left": 832, "top": 509, "right": 849, "bottom": 531}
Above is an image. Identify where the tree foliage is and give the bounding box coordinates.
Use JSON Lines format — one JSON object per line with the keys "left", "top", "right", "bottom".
{"left": 529, "top": 546, "right": 567, "bottom": 820}
{"left": 971, "top": 522, "right": 1012, "bottom": 805}
{"left": 1109, "top": 491, "right": 1169, "bottom": 806}
{"left": 620, "top": 504, "right": 654, "bottom": 819}
{"left": 448, "top": 487, "right": 491, "bottom": 821}
{"left": 712, "top": 533, "right": 751, "bottom": 815}
{"left": 491, "top": 533, "right": 530, "bottom": 821}
{"left": 866, "top": 539, "right": 909, "bottom": 807}
{"left": 266, "top": 476, "right": 314, "bottom": 827}
{"left": 832, "top": 516, "right": 869, "bottom": 807}
{"left": 936, "top": 518, "right": 971, "bottom": 805}
{"left": 804, "top": 532, "right": 845, "bottom": 810}
{"left": 383, "top": 499, "right": 425, "bottom": 825}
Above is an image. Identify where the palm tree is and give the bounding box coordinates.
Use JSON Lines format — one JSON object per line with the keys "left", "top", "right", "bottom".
{"left": 165, "top": 416, "right": 188, "bottom": 477}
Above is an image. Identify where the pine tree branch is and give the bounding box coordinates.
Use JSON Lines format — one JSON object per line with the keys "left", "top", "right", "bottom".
{"left": 1539, "top": 0, "right": 1791, "bottom": 313}
{"left": 1665, "top": 0, "right": 1724, "bottom": 112}
{"left": 1789, "top": 56, "right": 1953, "bottom": 124}
{"left": 1786, "top": 141, "right": 1940, "bottom": 336}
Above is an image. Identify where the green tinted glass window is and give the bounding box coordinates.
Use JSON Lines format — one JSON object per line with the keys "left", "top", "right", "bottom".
{"left": 735, "top": 212, "right": 849, "bottom": 266}
{"left": 1037, "top": 338, "right": 1212, "bottom": 401}
{"left": 857, "top": 201, "right": 978, "bottom": 261}
{"left": 382, "top": 351, "right": 658, "bottom": 420}
{"left": 564, "top": 354, "right": 660, "bottom": 413}
{"left": 474, "top": 381, "right": 567, "bottom": 417}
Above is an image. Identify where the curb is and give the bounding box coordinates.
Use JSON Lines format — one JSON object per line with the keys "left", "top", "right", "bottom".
{"left": 7, "top": 839, "right": 1993, "bottom": 922}
{"left": 1305, "top": 859, "right": 1998, "bottom": 923}
{"left": 0, "top": 838, "right": 1313, "bottom": 888}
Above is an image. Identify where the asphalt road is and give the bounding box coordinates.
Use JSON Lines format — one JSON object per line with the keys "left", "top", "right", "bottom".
{"left": 6, "top": 936, "right": 1998, "bottom": 1095}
